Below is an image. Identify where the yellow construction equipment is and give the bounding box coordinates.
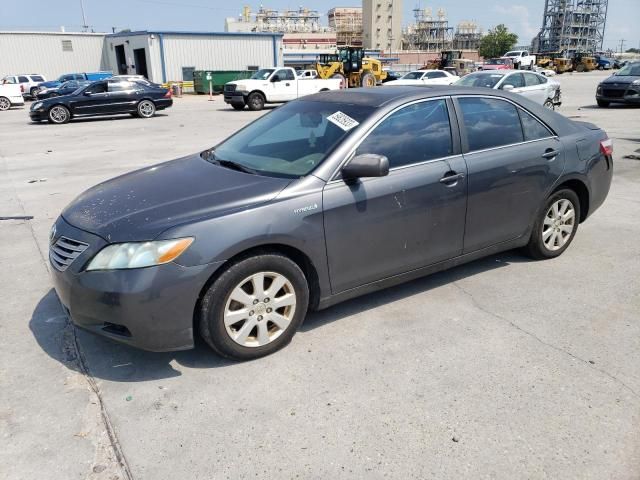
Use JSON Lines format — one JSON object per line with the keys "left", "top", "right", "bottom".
{"left": 572, "top": 52, "right": 597, "bottom": 72}
{"left": 315, "top": 46, "right": 387, "bottom": 88}
{"left": 537, "top": 52, "right": 572, "bottom": 74}
{"left": 423, "top": 50, "right": 474, "bottom": 76}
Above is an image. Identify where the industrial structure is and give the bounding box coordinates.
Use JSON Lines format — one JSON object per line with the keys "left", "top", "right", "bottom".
{"left": 225, "top": 6, "right": 332, "bottom": 34}
{"left": 534, "top": 0, "right": 609, "bottom": 53}
{"left": 328, "top": 7, "right": 363, "bottom": 46}
{"left": 363, "top": 0, "right": 403, "bottom": 52}
{"left": 404, "top": 8, "right": 481, "bottom": 52}
{"left": 453, "top": 21, "right": 483, "bottom": 51}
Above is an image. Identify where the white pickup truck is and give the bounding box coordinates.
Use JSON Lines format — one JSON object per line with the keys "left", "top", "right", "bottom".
{"left": 224, "top": 67, "right": 341, "bottom": 111}
{"left": 0, "top": 83, "right": 25, "bottom": 111}
{"left": 502, "top": 50, "right": 537, "bottom": 70}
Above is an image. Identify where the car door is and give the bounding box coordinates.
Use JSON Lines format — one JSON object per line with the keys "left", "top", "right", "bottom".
{"left": 270, "top": 69, "right": 296, "bottom": 102}
{"left": 522, "top": 72, "right": 548, "bottom": 103}
{"left": 107, "top": 81, "right": 140, "bottom": 113}
{"left": 499, "top": 72, "right": 527, "bottom": 96}
{"left": 323, "top": 98, "right": 467, "bottom": 293}
{"left": 69, "top": 81, "right": 109, "bottom": 115}
{"left": 454, "top": 96, "right": 564, "bottom": 253}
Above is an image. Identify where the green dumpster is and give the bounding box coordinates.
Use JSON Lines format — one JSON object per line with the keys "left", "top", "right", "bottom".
{"left": 193, "top": 70, "right": 254, "bottom": 94}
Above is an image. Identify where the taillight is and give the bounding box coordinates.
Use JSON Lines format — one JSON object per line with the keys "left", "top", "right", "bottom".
{"left": 20, "top": 84, "right": 24, "bottom": 92}
{"left": 600, "top": 138, "right": 613, "bottom": 156}
{"left": 164, "top": 89, "right": 172, "bottom": 98}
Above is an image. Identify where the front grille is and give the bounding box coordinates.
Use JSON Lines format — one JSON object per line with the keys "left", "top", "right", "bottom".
{"left": 602, "top": 89, "right": 625, "bottom": 98}
{"left": 50, "top": 236, "right": 89, "bottom": 272}
{"left": 224, "top": 84, "right": 237, "bottom": 93}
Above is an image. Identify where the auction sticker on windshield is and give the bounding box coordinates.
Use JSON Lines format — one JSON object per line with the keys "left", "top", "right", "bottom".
{"left": 327, "top": 111, "right": 360, "bottom": 131}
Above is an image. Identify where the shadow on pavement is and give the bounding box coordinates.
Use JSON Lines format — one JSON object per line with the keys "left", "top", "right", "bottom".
{"left": 30, "top": 251, "right": 525, "bottom": 383}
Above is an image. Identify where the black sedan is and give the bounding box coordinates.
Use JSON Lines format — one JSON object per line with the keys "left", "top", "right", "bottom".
{"left": 596, "top": 61, "right": 640, "bottom": 107}
{"left": 35, "top": 80, "right": 90, "bottom": 100}
{"left": 30, "top": 79, "right": 172, "bottom": 124}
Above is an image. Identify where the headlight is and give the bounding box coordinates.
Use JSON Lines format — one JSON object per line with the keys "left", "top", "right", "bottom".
{"left": 86, "top": 237, "right": 193, "bottom": 271}
{"left": 32, "top": 101, "right": 43, "bottom": 110}
{"left": 235, "top": 84, "right": 248, "bottom": 92}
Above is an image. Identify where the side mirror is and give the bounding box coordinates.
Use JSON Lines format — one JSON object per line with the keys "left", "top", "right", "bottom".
{"left": 342, "top": 154, "right": 389, "bottom": 180}
{"left": 502, "top": 84, "right": 515, "bottom": 91}
{"left": 271, "top": 75, "right": 281, "bottom": 83}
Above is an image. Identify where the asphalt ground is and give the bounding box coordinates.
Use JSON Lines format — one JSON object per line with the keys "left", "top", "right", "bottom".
{"left": 1, "top": 70, "right": 638, "bottom": 479}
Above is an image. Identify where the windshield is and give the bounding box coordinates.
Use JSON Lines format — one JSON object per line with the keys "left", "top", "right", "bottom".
{"left": 401, "top": 71, "right": 424, "bottom": 80}
{"left": 250, "top": 69, "right": 275, "bottom": 80}
{"left": 455, "top": 72, "right": 504, "bottom": 88}
{"left": 488, "top": 58, "right": 507, "bottom": 65}
{"left": 616, "top": 63, "right": 640, "bottom": 76}
{"left": 504, "top": 52, "right": 519, "bottom": 57}
{"left": 207, "top": 100, "right": 375, "bottom": 178}
{"left": 60, "top": 81, "right": 77, "bottom": 89}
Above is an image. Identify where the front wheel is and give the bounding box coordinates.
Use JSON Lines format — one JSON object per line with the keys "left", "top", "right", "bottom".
{"left": 543, "top": 98, "right": 555, "bottom": 110}
{"left": 0, "top": 97, "right": 10, "bottom": 111}
{"left": 30, "top": 88, "right": 39, "bottom": 98}
{"left": 360, "top": 72, "right": 376, "bottom": 87}
{"left": 524, "top": 189, "right": 580, "bottom": 260}
{"left": 47, "top": 105, "right": 70, "bottom": 124}
{"left": 137, "top": 100, "right": 156, "bottom": 118}
{"left": 247, "top": 92, "right": 265, "bottom": 111}
{"left": 199, "top": 253, "right": 309, "bottom": 360}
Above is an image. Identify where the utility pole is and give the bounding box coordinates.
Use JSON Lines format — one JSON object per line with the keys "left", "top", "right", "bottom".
{"left": 618, "top": 38, "right": 625, "bottom": 53}
{"left": 80, "top": 0, "right": 88, "bottom": 32}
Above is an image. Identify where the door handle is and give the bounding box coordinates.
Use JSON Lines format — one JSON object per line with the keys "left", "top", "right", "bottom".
{"left": 439, "top": 171, "right": 464, "bottom": 185}
{"left": 285, "top": 82, "right": 290, "bottom": 86}
{"left": 542, "top": 148, "right": 559, "bottom": 159}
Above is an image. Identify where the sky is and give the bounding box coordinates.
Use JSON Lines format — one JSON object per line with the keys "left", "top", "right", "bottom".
{"left": 0, "top": 0, "right": 638, "bottom": 52}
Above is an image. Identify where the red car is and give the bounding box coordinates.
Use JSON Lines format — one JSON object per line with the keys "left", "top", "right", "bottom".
{"left": 480, "top": 58, "right": 514, "bottom": 70}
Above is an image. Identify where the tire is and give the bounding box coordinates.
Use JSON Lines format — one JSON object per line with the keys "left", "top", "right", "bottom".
{"left": 597, "top": 100, "right": 609, "bottom": 108}
{"left": 0, "top": 97, "right": 10, "bottom": 111}
{"left": 30, "top": 87, "right": 39, "bottom": 99}
{"left": 523, "top": 189, "right": 580, "bottom": 260}
{"left": 360, "top": 72, "right": 376, "bottom": 88}
{"left": 231, "top": 103, "right": 245, "bottom": 111}
{"left": 576, "top": 64, "right": 586, "bottom": 72}
{"left": 543, "top": 98, "right": 555, "bottom": 110}
{"left": 331, "top": 73, "right": 346, "bottom": 89}
{"left": 199, "top": 253, "right": 310, "bottom": 360}
{"left": 47, "top": 105, "right": 70, "bottom": 124}
{"left": 137, "top": 100, "right": 156, "bottom": 118}
{"left": 247, "top": 92, "right": 265, "bottom": 111}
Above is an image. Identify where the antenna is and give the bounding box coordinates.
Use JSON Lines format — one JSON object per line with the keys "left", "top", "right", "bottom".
{"left": 80, "top": 0, "right": 89, "bottom": 32}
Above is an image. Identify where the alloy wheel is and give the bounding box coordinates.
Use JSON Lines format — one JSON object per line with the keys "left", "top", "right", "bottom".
{"left": 223, "top": 271, "right": 297, "bottom": 348}
{"left": 138, "top": 101, "right": 155, "bottom": 117}
{"left": 0, "top": 97, "right": 10, "bottom": 111}
{"left": 542, "top": 199, "right": 575, "bottom": 251}
{"left": 49, "top": 106, "right": 68, "bottom": 123}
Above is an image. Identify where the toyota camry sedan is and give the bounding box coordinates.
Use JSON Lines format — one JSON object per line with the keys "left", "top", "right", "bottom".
{"left": 30, "top": 79, "right": 172, "bottom": 124}
{"left": 49, "top": 86, "right": 612, "bottom": 360}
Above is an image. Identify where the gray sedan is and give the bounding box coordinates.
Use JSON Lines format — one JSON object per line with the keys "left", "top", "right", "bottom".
{"left": 49, "top": 86, "right": 613, "bottom": 360}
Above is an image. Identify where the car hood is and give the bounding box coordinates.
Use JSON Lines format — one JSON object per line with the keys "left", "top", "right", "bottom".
{"left": 62, "top": 153, "right": 292, "bottom": 243}
{"left": 38, "top": 80, "right": 61, "bottom": 88}
{"left": 600, "top": 75, "right": 639, "bottom": 85}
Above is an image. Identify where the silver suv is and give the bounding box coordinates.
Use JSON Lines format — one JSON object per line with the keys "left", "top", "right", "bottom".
{"left": 1, "top": 74, "right": 47, "bottom": 99}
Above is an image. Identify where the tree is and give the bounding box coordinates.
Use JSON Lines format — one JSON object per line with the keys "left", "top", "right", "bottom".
{"left": 626, "top": 48, "right": 640, "bottom": 54}
{"left": 479, "top": 24, "right": 519, "bottom": 59}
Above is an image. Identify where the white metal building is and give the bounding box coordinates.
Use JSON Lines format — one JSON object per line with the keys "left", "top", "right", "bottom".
{"left": 103, "top": 31, "right": 284, "bottom": 83}
{"left": 0, "top": 31, "right": 109, "bottom": 80}
{"left": 0, "top": 30, "right": 284, "bottom": 84}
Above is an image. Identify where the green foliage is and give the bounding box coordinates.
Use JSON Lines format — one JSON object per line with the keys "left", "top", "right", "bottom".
{"left": 626, "top": 48, "right": 639, "bottom": 54}
{"left": 479, "top": 24, "right": 519, "bottom": 59}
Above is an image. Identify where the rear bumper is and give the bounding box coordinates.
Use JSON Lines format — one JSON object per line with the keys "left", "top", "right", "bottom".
{"left": 9, "top": 96, "right": 25, "bottom": 106}
{"left": 155, "top": 98, "right": 173, "bottom": 110}
{"left": 49, "top": 217, "right": 222, "bottom": 352}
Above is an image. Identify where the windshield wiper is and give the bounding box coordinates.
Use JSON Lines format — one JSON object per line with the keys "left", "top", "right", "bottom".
{"left": 217, "top": 159, "right": 258, "bottom": 175}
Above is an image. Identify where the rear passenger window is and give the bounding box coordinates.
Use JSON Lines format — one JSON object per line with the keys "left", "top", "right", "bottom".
{"left": 31, "top": 76, "right": 44, "bottom": 82}
{"left": 501, "top": 73, "right": 525, "bottom": 89}
{"left": 518, "top": 109, "right": 552, "bottom": 141}
{"left": 18, "top": 76, "right": 29, "bottom": 83}
{"left": 356, "top": 99, "right": 452, "bottom": 168}
{"left": 524, "top": 73, "right": 542, "bottom": 86}
{"left": 458, "top": 97, "right": 524, "bottom": 151}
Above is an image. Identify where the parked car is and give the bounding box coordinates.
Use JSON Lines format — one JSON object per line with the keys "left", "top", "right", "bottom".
{"left": 35, "top": 80, "right": 90, "bottom": 100}
{"left": 1, "top": 74, "right": 46, "bottom": 99}
{"left": 385, "top": 69, "right": 459, "bottom": 86}
{"left": 48, "top": 86, "right": 612, "bottom": 359}
{"left": 594, "top": 56, "right": 613, "bottom": 70}
{"left": 29, "top": 79, "right": 172, "bottom": 124}
{"left": 502, "top": 50, "right": 536, "bottom": 70}
{"left": 36, "top": 71, "right": 112, "bottom": 91}
{"left": 381, "top": 69, "right": 401, "bottom": 82}
{"left": 0, "top": 83, "right": 26, "bottom": 110}
{"left": 223, "top": 67, "right": 342, "bottom": 111}
{"left": 296, "top": 69, "right": 319, "bottom": 79}
{"left": 596, "top": 61, "right": 640, "bottom": 107}
{"left": 455, "top": 70, "right": 562, "bottom": 109}
{"left": 533, "top": 65, "right": 557, "bottom": 77}
{"left": 479, "top": 58, "right": 514, "bottom": 70}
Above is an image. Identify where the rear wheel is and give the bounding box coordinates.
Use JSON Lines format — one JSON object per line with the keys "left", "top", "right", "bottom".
{"left": 137, "top": 100, "right": 156, "bottom": 118}
{"left": 199, "top": 253, "right": 309, "bottom": 360}
{"left": 247, "top": 92, "right": 265, "bottom": 111}
{"left": 47, "top": 105, "right": 70, "bottom": 124}
{"left": 524, "top": 189, "right": 580, "bottom": 260}
{"left": 360, "top": 72, "right": 376, "bottom": 88}
{"left": 0, "top": 97, "right": 10, "bottom": 111}
{"left": 597, "top": 99, "right": 609, "bottom": 108}
{"left": 30, "top": 87, "right": 39, "bottom": 99}
{"left": 576, "top": 64, "right": 586, "bottom": 72}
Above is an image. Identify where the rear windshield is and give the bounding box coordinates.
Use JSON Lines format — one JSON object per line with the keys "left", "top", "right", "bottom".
{"left": 402, "top": 71, "right": 424, "bottom": 80}
{"left": 207, "top": 100, "right": 375, "bottom": 178}
{"left": 31, "top": 76, "right": 45, "bottom": 82}
{"left": 455, "top": 73, "right": 504, "bottom": 88}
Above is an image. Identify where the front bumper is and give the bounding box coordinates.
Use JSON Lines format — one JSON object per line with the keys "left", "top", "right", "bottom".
{"left": 49, "top": 217, "right": 222, "bottom": 351}
{"left": 596, "top": 84, "right": 640, "bottom": 104}
{"left": 223, "top": 92, "right": 246, "bottom": 105}
{"left": 29, "top": 108, "right": 48, "bottom": 121}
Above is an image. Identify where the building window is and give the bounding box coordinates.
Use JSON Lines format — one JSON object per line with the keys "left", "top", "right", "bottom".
{"left": 62, "top": 40, "right": 73, "bottom": 52}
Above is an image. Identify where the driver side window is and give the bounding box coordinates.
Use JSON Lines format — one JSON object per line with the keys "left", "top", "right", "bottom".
{"left": 274, "top": 69, "right": 294, "bottom": 81}
{"left": 85, "top": 82, "right": 107, "bottom": 94}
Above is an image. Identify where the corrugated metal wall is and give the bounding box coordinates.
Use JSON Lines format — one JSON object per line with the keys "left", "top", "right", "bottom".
{"left": 0, "top": 32, "right": 108, "bottom": 80}
{"left": 161, "top": 34, "right": 283, "bottom": 82}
